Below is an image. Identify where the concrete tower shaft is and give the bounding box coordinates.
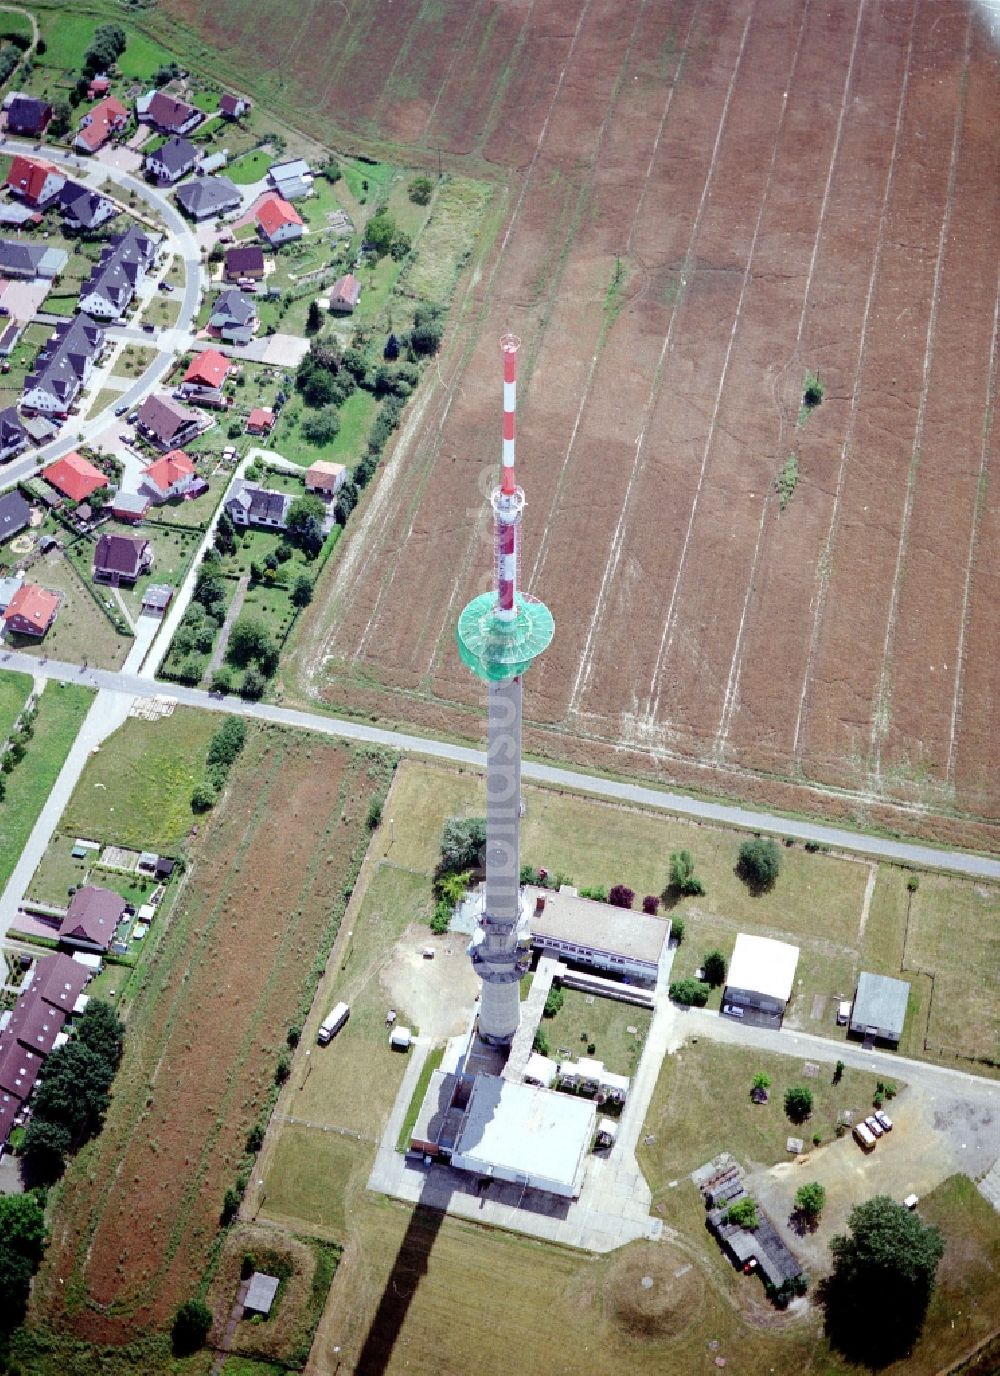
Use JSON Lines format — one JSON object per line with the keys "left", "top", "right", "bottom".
{"left": 456, "top": 335, "right": 554, "bottom": 1046}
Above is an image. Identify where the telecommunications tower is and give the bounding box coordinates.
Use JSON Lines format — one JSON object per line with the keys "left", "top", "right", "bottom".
{"left": 456, "top": 335, "right": 554, "bottom": 1044}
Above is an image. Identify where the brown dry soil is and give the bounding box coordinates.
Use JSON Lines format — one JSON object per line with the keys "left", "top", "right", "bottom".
{"left": 29, "top": 724, "right": 393, "bottom": 1344}
{"left": 162, "top": 0, "right": 1000, "bottom": 850}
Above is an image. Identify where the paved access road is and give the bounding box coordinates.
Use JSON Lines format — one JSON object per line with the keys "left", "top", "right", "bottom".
{"left": 2, "top": 648, "right": 998, "bottom": 881}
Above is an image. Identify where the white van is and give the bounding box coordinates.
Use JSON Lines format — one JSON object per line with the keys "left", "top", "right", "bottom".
{"left": 853, "top": 1121, "right": 876, "bottom": 1151}
{"left": 317, "top": 1001, "right": 350, "bottom": 1045}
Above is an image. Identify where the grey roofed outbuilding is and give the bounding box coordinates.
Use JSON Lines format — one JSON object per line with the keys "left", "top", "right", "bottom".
{"left": 175, "top": 176, "right": 241, "bottom": 221}
{"left": 850, "top": 971, "right": 910, "bottom": 1044}
{"left": 244, "top": 1272, "right": 280, "bottom": 1316}
{"left": 0, "top": 203, "right": 38, "bottom": 226}
{"left": 707, "top": 1204, "right": 804, "bottom": 1289}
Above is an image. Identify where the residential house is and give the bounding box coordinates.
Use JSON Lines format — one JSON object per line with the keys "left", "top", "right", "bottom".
{"left": 138, "top": 89, "right": 201, "bottom": 136}
{"left": 22, "top": 315, "right": 105, "bottom": 417}
{"left": 6, "top": 155, "right": 65, "bottom": 209}
{"left": 0, "top": 490, "right": 29, "bottom": 539}
{"left": 0, "top": 1040, "right": 41, "bottom": 1104}
{"left": 0, "top": 315, "right": 20, "bottom": 358}
{"left": 0, "top": 409, "right": 28, "bottom": 464}
{"left": 144, "top": 134, "right": 197, "bottom": 185}
{"left": 32, "top": 952, "right": 90, "bottom": 1014}
{"left": 208, "top": 288, "right": 255, "bottom": 344}
{"left": 58, "top": 885, "right": 127, "bottom": 952}
{"left": 93, "top": 531, "right": 152, "bottom": 585}
{"left": 43, "top": 451, "right": 108, "bottom": 503}
{"left": 246, "top": 407, "right": 274, "bottom": 436}
{"left": 0, "top": 239, "right": 67, "bottom": 280}
{"left": 255, "top": 194, "right": 303, "bottom": 246}
{"left": 220, "top": 93, "right": 249, "bottom": 119}
{"left": 224, "top": 480, "right": 290, "bottom": 530}
{"left": 268, "top": 158, "right": 312, "bottom": 200}
{"left": 6, "top": 993, "right": 66, "bottom": 1057}
{"left": 86, "top": 75, "right": 111, "bottom": 100}
{"left": 179, "top": 349, "right": 231, "bottom": 407}
{"left": 223, "top": 244, "right": 265, "bottom": 282}
{"left": 77, "top": 225, "right": 159, "bottom": 320}
{"left": 329, "top": 273, "right": 362, "bottom": 313}
{"left": 175, "top": 175, "right": 241, "bottom": 222}
{"left": 134, "top": 393, "right": 205, "bottom": 451}
{"left": 141, "top": 448, "right": 198, "bottom": 501}
{"left": 2, "top": 583, "right": 59, "bottom": 637}
{"left": 110, "top": 490, "right": 149, "bottom": 523}
{"left": 6, "top": 97, "right": 52, "bottom": 137}
{"left": 305, "top": 460, "right": 346, "bottom": 496}
{"left": 58, "top": 180, "right": 118, "bottom": 232}
{"left": 74, "top": 95, "right": 128, "bottom": 154}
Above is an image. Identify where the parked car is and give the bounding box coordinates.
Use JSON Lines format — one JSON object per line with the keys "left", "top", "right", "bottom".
{"left": 158, "top": 281, "right": 174, "bottom": 293}
{"left": 836, "top": 999, "right": 851, "bottom": 1025}
{"left": 875, "top": 1109, "right": 893, "bottom": 1132}
{"left": 422, "top": 947, "right": 435, "bottom": 960}
{"left": 864, "top": 1115, "right": 884, "bottom": 1138}
{"left": 854, "top": 1121, "right": 877, "bottom": 1151}
{"left": 114, "top": 403, "right": 127, "bottom": 416}
{"left": 142, "top": 323, "right": 155, "bottom": 333}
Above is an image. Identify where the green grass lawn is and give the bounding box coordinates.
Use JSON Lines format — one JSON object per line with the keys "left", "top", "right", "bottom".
{"left": 239, "top": 579, "right": 296, "bottom": 644}
{"left": 298, "top": 175, "right": 343, "bottom": 232}
{"left": 340, "top": 156, "right": 395, "bottom": 206}
{"left": 0, "top": 13, "right": 32, "bottom": 44}
{"left": 272, "top": 389, "right": 378, "bottom": 468}
{"left": 221, "top": 1359, "right": 287, "bottom": 1376}
{"left": 541, "top": 987, "right": 650, "bottom": 1076}
{"left": 58, "top": 707, "right": 220, "bottom": 854}
{"left": 0, "top": 669, "right": 32, "bottom": 745}
{"left": 638, "top": 1039, "right": 896, "bottom": 1195}
{"left": 227, "top": 148, "right": 272, "bottom": 184}
{"left": 26, "top": 836, "right": 92, "bottom": 906}
{"left": 35, "top": 17, "right": 174, "bottom": 81}
{"left": 144, "top": 470, "right": 229, "bottom": 530}
{"left": 0, "top": 683, "right": 93, "bottom": 891}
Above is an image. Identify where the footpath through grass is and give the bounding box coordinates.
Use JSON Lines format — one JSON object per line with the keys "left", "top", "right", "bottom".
{"left": 0, "top": 682, "right": 93, "bottom": 890}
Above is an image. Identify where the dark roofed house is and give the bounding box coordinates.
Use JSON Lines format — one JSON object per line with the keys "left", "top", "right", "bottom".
{"left": 145, "top": 134, "right": 198, "bottom": 186}
{"left": 6, "top": 993, "right": 66, "bottom": 1056}
{"left": 224, "top": 480, "right": 290, "bottom": 531}
{"left": 155, "top": 856, "right": 176, "bottom": 880}
{"left": 7, "top": 97, "right": 52, "bottom": 137}
{"left": 220, "top": 93, "right": 249, "bottom": 120}
{"left": 208, "top": 288, "right": 256, "bottom": 344}
{"left": 77, "top": 225, "right": 158, "bottom": 321}
{"left": 135, "top": 394, "right": 204, "bottom": 451}
{"left": 140, "top": 89, "right": 201, "bottom": 136}
{"left": 22, "top": 314, "right": 105, "bottom": 417}
{"left": 0, "top": 1039, "right": 41, "bottom": 1100}
{"left": 58, "top": 885, "right": 127, "bottom": 951}
{"left": 175, "top": 175, "right": 241, "bottom": 222}
{"left": 0, "top": 238, "right": 67, "bottom": 281}
{"left": 0, "top": 408, "right": 27, "bottom": 464}
{"left": 0, "top": 490, "right": 29, "bottom": 542}
{"left": 223, "top": 244, "right": 265, "bottom": 282}
{"left": 93, "top": 532, "right": 152, "bottom": 585}
{"left": 32, "top": 952, "right": 90, "bottom": 1013}
{"left": 849, "top": 971, "right": 911, "bottom": 1047}
{"left": 707, "top": 1202, "right": 804, "bottom": 1291}
{"left": 58, "top": 179, "right": 119, "bottom": 232}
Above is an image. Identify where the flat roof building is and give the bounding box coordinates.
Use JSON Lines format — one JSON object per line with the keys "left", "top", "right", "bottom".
{"left": 527, "top": 885, "right": 670, "bottom": 984}
{"left": 850, "top": 971, "right": 910, "bottom": 1046}
{"left": 722, "top": 933, "right": 799, "bottom": 1029}
{"left": 451, "top": 1074, "right": 596, "bottom": 1198}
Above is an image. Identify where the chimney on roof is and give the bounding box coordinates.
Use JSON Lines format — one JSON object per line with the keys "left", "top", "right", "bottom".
{"left": 535, "top": 893, "right": 546, "bottom": 914}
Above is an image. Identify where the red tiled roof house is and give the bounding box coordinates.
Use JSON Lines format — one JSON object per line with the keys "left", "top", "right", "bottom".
{"left": 43, "top": 451, "right": 108, "bottom": 503}
{"left": 142, "top": 449, "right": 198, "bottom": 501}
{"left": 6, "top": 155, "right": 65, "bottom": 209}
{"left": 2, "top": 584, "right": 59, "bottom": 638}
{"left": 74, "top": 95, "right": 128, "bottom": 154}
{"left": 255, "top": 194, "right": 303, "bottom": 246}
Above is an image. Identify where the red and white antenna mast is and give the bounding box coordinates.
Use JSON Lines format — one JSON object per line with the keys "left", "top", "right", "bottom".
{"left": 494, "top": 334, "right": 524, "bottom": 622}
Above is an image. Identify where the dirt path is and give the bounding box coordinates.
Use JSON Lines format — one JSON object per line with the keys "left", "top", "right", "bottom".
{"left": 207, "top": 573, "right": 250, "bottom": 676}
{"left": 211, "top": 1277, "right": 249, "bottom": 1374}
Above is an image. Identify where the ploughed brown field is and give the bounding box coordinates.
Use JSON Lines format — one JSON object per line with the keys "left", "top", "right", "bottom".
{"left": 170, "top": 0, "right": 1000, "bottom": 845}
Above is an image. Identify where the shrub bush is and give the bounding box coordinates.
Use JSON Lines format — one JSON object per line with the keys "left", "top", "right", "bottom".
{"left": 737, "top": 837, "right": 781, "bottom": 891}
{"left": 608, "top": 884, "right": 634, "bottom": 909}
{"left": 669, "top": 977, "right": 710, "bottom": 1007}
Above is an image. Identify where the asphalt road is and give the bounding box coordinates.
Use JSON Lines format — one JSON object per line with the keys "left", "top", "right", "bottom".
{"left": 3, "top": 649, "right": 998, "bottom": 880}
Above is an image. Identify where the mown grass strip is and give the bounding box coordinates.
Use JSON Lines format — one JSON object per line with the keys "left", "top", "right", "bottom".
{"left": 396, "top": 1045, "right": 444, "bottom": 1153}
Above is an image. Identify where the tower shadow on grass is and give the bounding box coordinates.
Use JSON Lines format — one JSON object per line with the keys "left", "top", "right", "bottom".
{"left": 353, "top": 1156, "right": 572, "bottom": 1373}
